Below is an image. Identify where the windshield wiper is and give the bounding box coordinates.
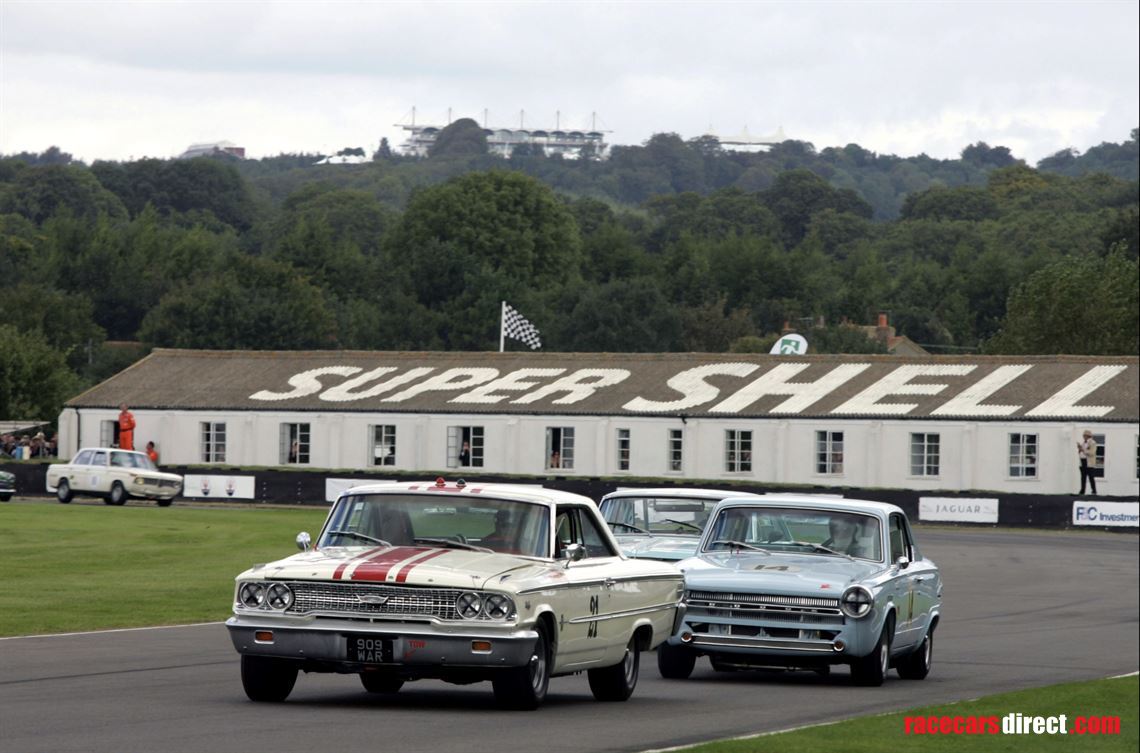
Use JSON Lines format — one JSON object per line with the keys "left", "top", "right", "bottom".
{"left": 415, "top": 537, "right": 493, "bottom": 553}
{"left": 326, "top": 530, "right": 391, "bottom": 546}
{"left": 789, "top": 541, "right": 854, "bottom": 559}
{"left": 609, "top": 521, "right": 652, "bottom": 534}
{"left": 663, "top": 518, "right": 702, "bottom": 533}
{"left": 709, "top": 539, "right": 769, "bottom": 554}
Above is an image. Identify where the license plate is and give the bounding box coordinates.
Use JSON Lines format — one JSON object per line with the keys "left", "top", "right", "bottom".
{"left": 347, "top": 634, "right": 394, "bottom": 663}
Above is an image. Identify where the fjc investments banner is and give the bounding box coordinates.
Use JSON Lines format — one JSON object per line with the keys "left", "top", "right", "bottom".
{"left": 1072, "top": 501, "right": 1140, "bottom": 528}
{"left": 182, "top": 474, "right": 257, "bottom": 499}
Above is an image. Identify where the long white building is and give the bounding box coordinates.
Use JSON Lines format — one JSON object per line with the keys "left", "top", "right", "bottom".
{"left": 59, "top": 350, "right": 1139, "bottom": 497}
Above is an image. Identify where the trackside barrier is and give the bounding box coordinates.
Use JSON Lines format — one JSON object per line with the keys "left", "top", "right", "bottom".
{"left": 3, "top": 461, "right": 1136, "bottom": 530}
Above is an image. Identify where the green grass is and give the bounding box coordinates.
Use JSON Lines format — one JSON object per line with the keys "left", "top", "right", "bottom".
{"left": 672, "top": 675, "right": 1138, "bottom": 753}
{"left": 0, "top": 501, "right": 328, "bottom": 636}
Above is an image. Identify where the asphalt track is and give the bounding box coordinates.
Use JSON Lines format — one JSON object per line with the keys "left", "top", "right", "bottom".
{"left": 1, "top": 528, "right": 1136, "bottom": 753}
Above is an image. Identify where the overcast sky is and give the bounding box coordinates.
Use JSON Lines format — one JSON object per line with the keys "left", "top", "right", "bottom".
{"left": 1, "top": 1, "right": 1137, "bottom": 164}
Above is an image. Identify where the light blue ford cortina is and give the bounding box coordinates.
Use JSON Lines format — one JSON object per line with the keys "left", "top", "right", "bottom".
{"left": 599, "top": 488, "right": 762, "bottom": 562}
{"left": 658, "top": 495, "right": 941, "bottom": 686}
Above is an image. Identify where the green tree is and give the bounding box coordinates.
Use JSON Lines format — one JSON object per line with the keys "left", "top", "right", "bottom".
{"left": 986, "top": 251, "right": 1139, "bottom": 354}
{"left": 139, "top": 254, "right": 337, "bottom": 349}
{"left": 0, "top": 165, "right": 127, "bottom": 224}
{"left": 429, "top": 118, "right": 488, "bottom": 158}
{"left": 0, "top": 325, "right": 80, "bottom": 420}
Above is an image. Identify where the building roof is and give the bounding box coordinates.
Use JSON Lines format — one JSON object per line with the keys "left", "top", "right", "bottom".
{"left": 66, "top": 350, "right": 1140, "bottom": 422}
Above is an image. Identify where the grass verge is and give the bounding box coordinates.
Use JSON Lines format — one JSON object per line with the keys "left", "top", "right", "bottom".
{"left": 668, "top": 675, "right": 1138, "bottom": 753}
{"left": 0, "top": 501, "right": 327, "bottom": 636}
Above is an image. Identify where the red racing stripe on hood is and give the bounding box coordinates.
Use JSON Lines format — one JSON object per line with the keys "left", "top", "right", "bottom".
{"left": 394, "top": 549, "right": 451, "bottom": 583}
{"left": 349, "top": 547, "right": 432, "bottom": 582}
{"left": 331, "top": 545, "right": 388, "bottom": 580}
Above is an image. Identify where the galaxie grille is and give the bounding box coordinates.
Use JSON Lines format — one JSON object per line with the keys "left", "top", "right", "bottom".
{"left": 687, "top": 590, "right": 843, "bottom": 623}
{"left": 286, "top": 582, "right": 464, "bottom": 619}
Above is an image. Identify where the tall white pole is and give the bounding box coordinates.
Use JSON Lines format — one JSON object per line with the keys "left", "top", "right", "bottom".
{"left": 499, "top": 301, "right": 506, "bottom": 353}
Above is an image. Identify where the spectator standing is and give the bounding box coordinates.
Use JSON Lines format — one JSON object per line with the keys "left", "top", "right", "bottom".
{"left": 458, "top": 441, "right": 472, "bottom": 467}
{"left": 1077, "top": 430, "right": 1098, "bottom": 495}
{"left": 118, "top": 404, "right": 136, "bottom": 451}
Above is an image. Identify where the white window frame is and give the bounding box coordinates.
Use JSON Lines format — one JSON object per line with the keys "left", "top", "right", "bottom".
{"left": 816, "top": 430, "right": 844, "bottom": 475}
{"left": 1008, "top": 433, "right": 1038, "bottom": 479}
{"left": 201, "top": 421, "right": 227, "bottom": 463}
{"left": 546, "top": 427, "right": 575, "bottom": 471}
{"left": 616, "top": 428, "right": 630, "bottom": 472}
{"left": 99, "top": 420, "right": 116, "bottom": 448}
{"left": 370, "top": 424, "right": 396, "bottom": 467}
{"left": 668, "top": 429, "right": 684, "bottom": 473}
{"left": 446, "top": 426, "right": 484, "bottom": 469}
{"left": 909, "top": 432, "right": 939, "bottom": 477}
{"left": 280, "top": 423, "right": 310, "bottom": 465}
{"left": 725, "top": 429, "right": 752, "bottom": 473}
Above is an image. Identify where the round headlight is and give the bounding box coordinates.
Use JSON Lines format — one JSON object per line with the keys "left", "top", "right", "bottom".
{"left": 840, "top": 585, "right": 874, "bottom": 619}
{"left": 456, "top": 592, "right": 483, "bottom": 619}
{"left": 238, "top": 582, "right": 266, "bottom": 608}
{"left": 266, "top": 583, "right": 294, "bottom": 610}
{"left": 484, "top": 593, "right": 514, "bottom": 620}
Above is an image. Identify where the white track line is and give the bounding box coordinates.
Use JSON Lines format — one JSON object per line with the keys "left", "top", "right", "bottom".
{"left": 0, "top": 621, "right": 224, "bottom": 641}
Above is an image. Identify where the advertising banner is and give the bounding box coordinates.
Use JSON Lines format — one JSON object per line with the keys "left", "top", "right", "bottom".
{"left": 182, "top": 474, "right": 257, "bottom": 499}
{"left": 1072, "top": 501, "right": 1140, "bottom": 528}
{"left": 919, "top": 497, "right": 999, "bottom": 523}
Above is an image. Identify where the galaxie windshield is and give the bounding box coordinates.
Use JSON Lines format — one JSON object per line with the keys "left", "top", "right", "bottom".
{"left": 601, "top": 496, "right": 718, "bottom": 535}
{"left": 703, "top": 507, "right": 883, "bottom": 561}
{"left": 320, "top": 494, "right": 551, "bottom": 558}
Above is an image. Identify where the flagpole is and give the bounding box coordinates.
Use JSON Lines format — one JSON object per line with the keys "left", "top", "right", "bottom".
{"left": 499, "top": 301, "right": 506, "bottom": 353}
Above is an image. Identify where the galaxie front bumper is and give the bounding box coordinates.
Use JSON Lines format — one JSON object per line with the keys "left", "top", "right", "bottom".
{"left": 226, "top": 613, "right": 539, "bottom": 670}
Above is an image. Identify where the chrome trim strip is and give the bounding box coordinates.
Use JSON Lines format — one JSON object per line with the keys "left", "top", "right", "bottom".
{"left": 689, "top": 634, "right": 836, "bottom": 653}
{"left": 565, "top": 601, "right": 680, "bottom": 624}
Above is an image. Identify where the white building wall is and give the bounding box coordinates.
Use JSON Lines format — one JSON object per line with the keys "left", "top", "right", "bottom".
{"left": 60, "top": 408, "right": 1140, "bottom": 497}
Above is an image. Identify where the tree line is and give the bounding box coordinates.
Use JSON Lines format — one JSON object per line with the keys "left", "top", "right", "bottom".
{"left": 0, "top": 127, "right": 1136, "bottom": 421}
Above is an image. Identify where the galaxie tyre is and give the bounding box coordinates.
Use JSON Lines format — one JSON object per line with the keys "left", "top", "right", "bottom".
{"left": 851, "top": 618, "right": 893, "bottom": 687}
{"left": 360, "top": 672, "right": 405, "bottom": 694}
{"left": 241, "top": 655, "right": 298, "bottom": 702}
{"left": 896, "top": 627, "right": 933, "bottom": 680}
{"left": 108, "top": 481, "right": 128, "bottom": 506}
{"left": 492, "top": 622, "right": 551, "bottom": 710}
{"left": 56, "top": 479, "right": 73, "bottom": 504}
{"left": 588, "top": 635, "right": 640, "bottom": 702}
{"left": 656, "top": 641, "right": 696, "bottom": 679}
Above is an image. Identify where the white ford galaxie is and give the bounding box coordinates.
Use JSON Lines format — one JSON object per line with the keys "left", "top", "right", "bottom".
{"left": 226, "top": 479, "right": 685, "bottom": 709}
{"left": 45, "top": 447, "right": 183, "bottom": 506}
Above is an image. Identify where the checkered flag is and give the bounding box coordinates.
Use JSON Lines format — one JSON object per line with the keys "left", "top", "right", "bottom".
{"left": 501, "top": 302, "right": 543, "bottom": 350}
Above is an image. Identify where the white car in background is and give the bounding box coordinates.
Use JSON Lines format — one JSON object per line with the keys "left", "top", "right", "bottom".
{"left": 599, "top": 488, "right": 763, "bottom": 561}
{"left": 45, "top": 447, "right": 183, "bottom": 506}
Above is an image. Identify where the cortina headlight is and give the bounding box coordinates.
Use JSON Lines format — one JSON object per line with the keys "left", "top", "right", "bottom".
{"left": 238, "top": 582, "right": 266, "bottom": 608}
{"left": 483, "top": 593, "right": 515, "bottom": 620}
{"left": 456, "top": 592, "right": 483, "bottom": 619}
{"left": 840, "top": 585, "right": 874, "bottom": 619}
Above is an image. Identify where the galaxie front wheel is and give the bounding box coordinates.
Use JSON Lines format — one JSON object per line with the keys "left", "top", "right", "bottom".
{"left": 656, "top": 641, "right": 696, "bottom": 679}
{"left": 492, "top": 623, "right": 551, "bottom": 710}
{"left": 241, "top": 655, "right": 298, "bottom": 702}
{"left": 588, "top": 635, "right": 640, "bottom": 702}
{"left": 56, "top": 479, "right": 73, "bottom": 504}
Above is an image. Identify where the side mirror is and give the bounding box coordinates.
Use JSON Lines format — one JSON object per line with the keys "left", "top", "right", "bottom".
{"left": 895, "top": 555, "right": 910, "bottom": 570}
{"left": 561, "top": 542, "right": 586, "bottom": 565}
{"left": 296, "top": 531, "right": 311, "bottom": 552}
